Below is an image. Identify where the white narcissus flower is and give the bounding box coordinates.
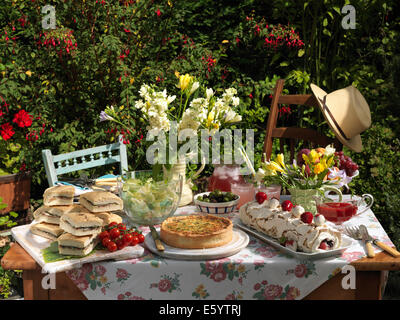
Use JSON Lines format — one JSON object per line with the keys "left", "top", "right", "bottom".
{"left": 232, "top": 96, "right": 240, "bottom": 106}
{"left": 324, "top": 145, "right": 336, "bottom": 157}
{"left": 206, "top": 88, "right": 214, "bottom": 100}
{"left": 190, "top": 81, "right": 200, "bottom": 94}
{"left": 255, "top": 168, "right": 266, "bottom": 182}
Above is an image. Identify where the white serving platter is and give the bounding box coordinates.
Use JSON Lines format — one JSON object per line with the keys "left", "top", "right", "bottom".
{"left": 144, "top": 227, "right": 249, "bottom": 261}
{"left": 232, "top": 217, "right": 355, "bottom": 260}
{"left": 11, "top": 222, "right": 145, "bottom": 273}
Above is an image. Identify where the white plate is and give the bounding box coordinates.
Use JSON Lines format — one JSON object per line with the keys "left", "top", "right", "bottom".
{"left": 145, "top": 228, "right": 249, "bottom": 261}
{"left": 11, "top": 222, "right": 144, "bottom": 273}
{"left": 232, "top": 217, "right": 355, "bottom": 260}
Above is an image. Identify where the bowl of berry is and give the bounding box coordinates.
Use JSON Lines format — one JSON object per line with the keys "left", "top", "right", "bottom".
{"left": 194, "top": 189, "right": 240, "bottom": 214}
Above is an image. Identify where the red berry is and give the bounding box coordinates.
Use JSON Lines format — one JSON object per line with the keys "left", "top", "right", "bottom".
{"left": 319, "top": 241, "right": 328, "bottom": 250}
{"left": 284, "top": 240, "right": 294, "bottom": 247}
{"left": 255, "top": 191, "right": 268, "bottom": 204}
{"left": 300, "top": 211, "right": 314, "bottom": 224}
{"left": 282, "top": 200, "right": 293, "bottom": 212}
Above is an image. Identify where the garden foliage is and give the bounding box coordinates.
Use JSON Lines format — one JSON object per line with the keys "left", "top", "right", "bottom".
{"left": 0, "top": 0, "right": 399, "bottom": 245}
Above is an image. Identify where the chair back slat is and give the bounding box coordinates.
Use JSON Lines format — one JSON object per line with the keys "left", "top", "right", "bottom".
{"left": 263, "top": 79, "right": 342, "bottom": 162}
{"left": 42, "top": 135, "right": 129, "bottom": 187}
{"left": 55, "top": 155, "right": 122, "bottom": 175}
{"left": 52, "top": 143, "right": 120, "bottom": 162}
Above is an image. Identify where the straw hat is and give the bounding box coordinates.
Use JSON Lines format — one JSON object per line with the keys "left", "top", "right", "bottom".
{"left": 310, "top": 84, "right": 371, "bottom": 152}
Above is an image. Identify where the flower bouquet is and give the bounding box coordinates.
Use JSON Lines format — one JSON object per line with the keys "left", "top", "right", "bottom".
{"left": 100, "top": 73, "right": 243, "bottom": 205}
{"left": 256, "top": 145, "right": 359, "bottom": 213}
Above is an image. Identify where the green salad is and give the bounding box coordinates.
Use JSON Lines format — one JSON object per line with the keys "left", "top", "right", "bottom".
{"left": 121, "top": 177, "right": 179, "bottom": 225}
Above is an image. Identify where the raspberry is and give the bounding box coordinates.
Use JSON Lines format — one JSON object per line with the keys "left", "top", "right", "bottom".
{"left": 255, "top": 191, "right": 268, "bottom": 204}
{"left": 282, "top": 200, "right": 293, "bottom": 212}
{"left": 300, "top": 211, "right": 313, "bottom": 224}
{"left": 319, "top": 241, "right": 328, "bottom": 250}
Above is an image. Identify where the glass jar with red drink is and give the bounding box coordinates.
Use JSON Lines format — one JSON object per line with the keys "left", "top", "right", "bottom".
{"left": 208, "top": 164, "right": 245, "bottom": 192}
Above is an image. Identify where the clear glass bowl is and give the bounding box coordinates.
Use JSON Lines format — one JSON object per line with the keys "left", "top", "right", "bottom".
{"left": 119, "top": 170, "right": 183, "bottom": 226}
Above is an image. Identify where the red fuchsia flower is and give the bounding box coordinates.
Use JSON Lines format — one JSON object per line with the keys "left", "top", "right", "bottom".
{"left": 249, "top": 93, "right": 253, "bottom": 99}
{"left": 13, "top": 109, "right": 33, "bottom": 128}
{"left": 1, "top": 123, "right": 15, "bottom": 140}
{"left": 156, "top": 9, "right": 162, "bottom": 17}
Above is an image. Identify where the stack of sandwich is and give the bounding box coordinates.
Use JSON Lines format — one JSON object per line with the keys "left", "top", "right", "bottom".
{"left": 30, "top": 186, "right": 124, "bottom": 256}
{"left": 239, "top": 198, "right": 342, "bottom": 253}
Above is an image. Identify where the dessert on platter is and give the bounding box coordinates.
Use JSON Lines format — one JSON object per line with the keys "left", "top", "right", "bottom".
{"left": 160, "top": 215, "right": 233, "bottom": 249}
{"left": 239, "top": 197, "right": 342, "bottom": 253}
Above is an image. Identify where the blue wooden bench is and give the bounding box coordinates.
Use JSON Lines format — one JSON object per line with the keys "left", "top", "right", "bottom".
{"left": 42, "top": 135, "right": 128, "bottom": 187}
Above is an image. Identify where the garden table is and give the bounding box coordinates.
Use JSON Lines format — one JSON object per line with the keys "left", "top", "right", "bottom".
{"left": 2, "top": 202, "right": 399, "bottom": 300}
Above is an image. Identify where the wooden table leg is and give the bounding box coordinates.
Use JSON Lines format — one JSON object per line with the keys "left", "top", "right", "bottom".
{"left": 355, "top": 271, "right": 385, "bottom": 300}
{"left": 22, "top": 267, "right": 49, "bottom": 300}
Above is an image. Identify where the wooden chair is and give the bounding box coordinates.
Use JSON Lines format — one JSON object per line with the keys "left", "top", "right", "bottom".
{"left": 42, "top": 135, "right": 128, "bottom": 187}
{"left": 262, "top": 79, "right": 342, "bottom": 162}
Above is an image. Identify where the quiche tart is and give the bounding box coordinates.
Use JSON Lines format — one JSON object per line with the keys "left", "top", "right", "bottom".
{"left": 160, "top": 215, "right": 233, "bottom": 249}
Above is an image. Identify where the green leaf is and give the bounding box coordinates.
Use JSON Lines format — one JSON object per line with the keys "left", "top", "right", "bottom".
{"left": 298, "top": 49, "right": 305, "bottom": 57}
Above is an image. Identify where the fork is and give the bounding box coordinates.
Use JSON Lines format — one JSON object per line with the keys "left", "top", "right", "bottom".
{"left": 344, "top": 226, "right": 375, "bottom": 258}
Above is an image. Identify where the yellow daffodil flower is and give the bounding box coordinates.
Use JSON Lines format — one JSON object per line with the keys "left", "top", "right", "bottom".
{"left": 177, "top": 73, "right": 192, "bottom": 91}
{"left": 265, "top": 161, "right": 284, "bottom": 173}
{"left": 276, "top": 153, "right": 286, "bottom": 169}
{"left": 314, "top": 163, "right": 324, "bottom": 174}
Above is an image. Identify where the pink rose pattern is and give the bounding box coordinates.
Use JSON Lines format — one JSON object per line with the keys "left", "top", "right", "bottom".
{"left": 200, "top": 258, "right": 248, "bottom": 284}
{"left": 253, "top": 280, "right": 301, "bottom": 300}
{"left": 150, "top": 273, "right": 182, "bottom": 293}
{"left": 286, "top": 261, "right": 317, "bottom": 278}
{"left": 66, "top": 262, "right": 111, "bottom": 293}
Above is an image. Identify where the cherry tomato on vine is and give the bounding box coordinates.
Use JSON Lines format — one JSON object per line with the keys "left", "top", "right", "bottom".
{"left": 137, "top": 234, "right": 145, "bottom": 244}
{"left": 109, "top": 228, "right": 121, "bottom": 239}
{"left": 115, "top": 238, "right": 126, "bottom": 250}
{"left": 123, "top": 233, "right": 133, "bottom": 246}
{"left": 131, "top": 236, "right": 139, "bottom": 246}
{"left": 102, "top": 237, "right": 112, "bottom": 247}
{"left": 108, "top": 222, "right": 118, "bottom": 228}
{"left": 107, "top": 241, "right": 118, "bottom": 252}
{"left": 98, "top": 230, "right": 110, "bottom": 240}
{"left": 117, "top": 223, "right": 126, "bottom": 231}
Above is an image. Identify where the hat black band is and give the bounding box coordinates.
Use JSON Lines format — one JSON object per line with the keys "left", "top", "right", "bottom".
{"left": 319, "top": 96, "right": 350, "bottom": 141}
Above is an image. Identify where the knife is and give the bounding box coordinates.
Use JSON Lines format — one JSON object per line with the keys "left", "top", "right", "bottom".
{"left": 359, "top": 224, "right": 400, "bottom": 258}
{"left": 359, "top": 225, "right": 375, "bottom": 258}
{"left": 150, "top": 225, "right": 165, "bottom": 251}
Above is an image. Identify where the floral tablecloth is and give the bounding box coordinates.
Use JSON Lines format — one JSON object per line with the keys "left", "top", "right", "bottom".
{"left": 66, "top": 199, "right": 394, "bottom": 300}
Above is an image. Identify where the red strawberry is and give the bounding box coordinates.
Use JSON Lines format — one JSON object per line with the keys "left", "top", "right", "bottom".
{"left": 300, "top": 211, "right": 313, "bottom": 224}
{"left": 255, "top": 191, "right": 268, "bottom": 204}
{"left": 282, "top": 200, "right": 293, "bottom": 212}
{"left": 319, "top": 241, "right": 328, "bottom": 250}
{"left": 284, "top": 239, "right": 294, "bottom": 247}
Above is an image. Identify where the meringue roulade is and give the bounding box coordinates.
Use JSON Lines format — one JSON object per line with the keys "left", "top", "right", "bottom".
{"left": 239, "top": 199, "right": 341, "bottom": 253}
